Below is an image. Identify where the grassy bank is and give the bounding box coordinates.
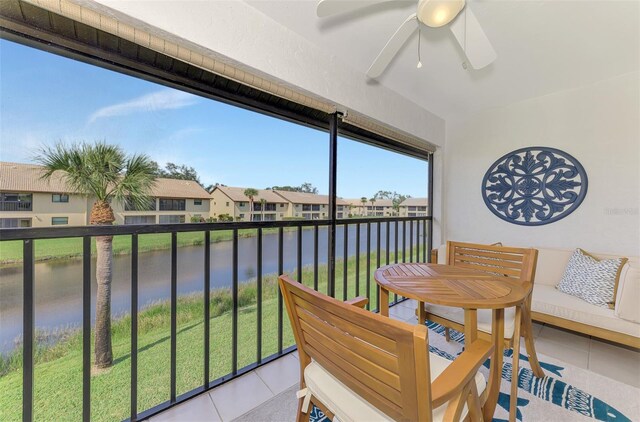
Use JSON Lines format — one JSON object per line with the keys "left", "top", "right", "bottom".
{"left": 0, "top": 249, "right": 415, "bottom": 421}
{"left": 0, "top": 227, "right": 295, "bottom": 265}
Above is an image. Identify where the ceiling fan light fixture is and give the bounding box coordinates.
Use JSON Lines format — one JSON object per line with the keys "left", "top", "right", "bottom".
{"left": 417, "top": 0, "right": 465, "bottom": 28}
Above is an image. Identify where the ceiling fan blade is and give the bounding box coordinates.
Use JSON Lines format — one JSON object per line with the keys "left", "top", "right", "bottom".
{"left": 449, "top": 6, "right": 496, "bottom": 69}
{"left": 317, "top": 0, "right": 397, "bottom": 18}
{"left": 367, "top": 13, "right": 419, "bottom": 78}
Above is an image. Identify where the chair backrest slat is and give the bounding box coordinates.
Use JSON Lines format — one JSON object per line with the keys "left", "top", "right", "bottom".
{"left": 446, "top": 241, "right": 538, "bottom": 284}
{"left": 279, "top": 275, "right": 432, "bottom": 421}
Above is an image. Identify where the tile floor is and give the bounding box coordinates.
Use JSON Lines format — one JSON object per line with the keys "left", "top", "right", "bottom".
{"left": 149, "top": 300, "right": 640, "bottom": 421}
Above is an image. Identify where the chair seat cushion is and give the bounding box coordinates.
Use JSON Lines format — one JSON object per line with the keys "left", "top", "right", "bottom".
{"left": 304, "top": 353, "right": 486, "bottom": 422}
{"left": 424, "top": 303, "right": 516, "bottom": 339}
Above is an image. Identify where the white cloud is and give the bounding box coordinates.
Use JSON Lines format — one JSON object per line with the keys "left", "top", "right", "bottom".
{"left": 87, "top": 89, "right": 198, "bottom": 123}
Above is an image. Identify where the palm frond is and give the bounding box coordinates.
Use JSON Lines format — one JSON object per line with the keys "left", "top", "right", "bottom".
{"left": 35, "top": 141, "right": 156, "bottom": 206}
{"left": 110, "top": 154, "right": 157, "bottom": 209}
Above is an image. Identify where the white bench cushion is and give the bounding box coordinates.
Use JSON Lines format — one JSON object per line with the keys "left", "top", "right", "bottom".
{"left": 532, "top": 285, "right": 640, "bottom": 338}
{"left": 424, "top": 304, "right": 516, "bottom": 338}
{"left": 304, "top": 353, "right": 486, "bottom": 422}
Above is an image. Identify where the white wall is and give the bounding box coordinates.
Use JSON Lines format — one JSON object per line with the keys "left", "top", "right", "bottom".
{"left": 444, "top": 72, "right": 640, "bottom": 256}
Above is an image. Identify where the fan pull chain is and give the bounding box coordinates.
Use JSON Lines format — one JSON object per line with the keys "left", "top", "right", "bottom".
{"left": 462, "top": 8, "right": 469, "bottom": 70}
{"left": 417, "top": 26, "right": 423, "bottom": 69}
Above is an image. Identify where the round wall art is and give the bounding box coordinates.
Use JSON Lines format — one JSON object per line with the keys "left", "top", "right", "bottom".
{"left": 481, "top": 147, "right": 588, "bottom": 226}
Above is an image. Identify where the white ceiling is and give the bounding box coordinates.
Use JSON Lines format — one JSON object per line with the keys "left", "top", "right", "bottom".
{"left": 246, "top": 0, "right": 640, "bottom": 120}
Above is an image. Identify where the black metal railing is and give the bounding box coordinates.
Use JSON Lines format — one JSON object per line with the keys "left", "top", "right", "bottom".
{"left": 0, "top": 216, "right": 431, "bottom": 422}
{"left": 0, "top": 201, "right": 32, "bottom": 211}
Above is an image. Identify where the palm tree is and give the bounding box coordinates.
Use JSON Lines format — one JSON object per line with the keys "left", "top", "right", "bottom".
{"left": 244, "top": 188, "right": 259, "bottom": 222}
{"left": 259, "top": 198, "right": 267, "bottom": 221}
{"left": 369, "top": 197, "right": 377, "bottom": 217}
{"left": 36, "top": 142, "right": 156, "bottom": 369}
{"left": 360, "top": 197, "right": 367, "bottom": 216}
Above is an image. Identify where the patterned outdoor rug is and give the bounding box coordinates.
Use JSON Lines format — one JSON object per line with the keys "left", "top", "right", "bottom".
{"left": 308, "top": 322, "right": 639, "bottom": 422}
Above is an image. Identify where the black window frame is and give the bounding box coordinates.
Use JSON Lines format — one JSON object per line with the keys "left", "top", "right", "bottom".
{"left": 51, "top": 216, "right": 69, "bottom": 225}
{"left": 159, "top": 198, "right": 186, "bottom": 211}
{"left": 52, "top": 193, "right": 69, "bottom": 203}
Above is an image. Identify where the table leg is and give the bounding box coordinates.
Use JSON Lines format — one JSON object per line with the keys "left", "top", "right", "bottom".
{"left": 418, "top": 301, "right": 426, "bottom": 325}
{"left": 464, "top": 309, "right": 478, "bottom": 343}
{"left": 522, "top": 299, "right": 545, "bottom": 378}
{"left": 379, "top": 286, "right": 389, "bottom": 317}
{"left": 509, "top": 306, "right": 522, "bottom": 422}
{"left": 482, "top": 308, "right": 504, "bottom": 421}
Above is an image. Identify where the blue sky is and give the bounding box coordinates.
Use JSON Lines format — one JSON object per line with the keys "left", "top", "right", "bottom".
{"left": 0, "top": 39, "right": 427, "bottom": 198}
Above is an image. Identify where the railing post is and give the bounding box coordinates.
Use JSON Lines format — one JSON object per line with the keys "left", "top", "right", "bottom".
{"left": 427, "top": 152, "right": 434, "bottom": 260}
{"left": 327, "top": 112, "right": 338, "bottom": 297}
{"left": 131, "top": 234, "right": 139, "bottom": 421}
{"left": 82, "top": 236, "right": 91, "bottom": 422}
{"left": 23, "top": 239, "right": 34, "bottom": 422}
{"left": 204, "top": 231, "right": 211, "bottom": 385}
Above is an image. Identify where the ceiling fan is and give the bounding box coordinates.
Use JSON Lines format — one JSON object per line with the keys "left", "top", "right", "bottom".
{"left": 317, "top": 0, "right": 497, "bottom": 78}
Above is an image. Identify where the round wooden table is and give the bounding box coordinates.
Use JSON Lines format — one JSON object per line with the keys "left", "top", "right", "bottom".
{"left": 374, "top": 263, "right": 532, "bottom": 422}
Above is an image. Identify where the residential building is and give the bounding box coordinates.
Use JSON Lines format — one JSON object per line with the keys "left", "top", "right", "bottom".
{"left": 365, "top": 198, "right": 395, "bottom": 217}
{"left": 272, "top": 190, "right": 351, "bottom": 220}
{"left": 399, "top": 197, "right": 429, "bottom": 217}
{"left": 210, "top": 186, "right": 290, "bottom": 221}
{"left": 0, "top": 162, "right": 210, "bottom": 227}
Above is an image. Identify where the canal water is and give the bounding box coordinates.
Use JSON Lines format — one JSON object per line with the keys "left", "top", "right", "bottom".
{"left": 0, "top": 223, "right": 424, "bottom": 352}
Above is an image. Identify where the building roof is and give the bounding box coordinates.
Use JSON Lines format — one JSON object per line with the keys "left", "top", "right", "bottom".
{"left": 274, "top": 190, "right": 349, "bottom": 205}
{"left": 400, "top": 197, "right": 428, "bottom": 206}
{"left": 343, "top": 198, "right": 394, "bottom": 207}
{"left": 213, "top": 186, "right": 288, "bottom": 203}
{"left": 0, "top": 161, "right": 210, "bottom": 199}
{"left": 151, "top": 178, "right": 211, "bottom": 199}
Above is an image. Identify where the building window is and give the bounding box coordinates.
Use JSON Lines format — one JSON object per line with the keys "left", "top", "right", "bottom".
{"left": 158, "top": 215, "right": 185, "bottom": 224}
{"left": 0, "top": 218, "right": 31, "bottom": 228}
{"left": 52, "top": 194, "right": 69, "bottom": 203}
{"left": 252, "top": 214, "right": 262, "bottom": 221}
{"left": 51, "top": 217, "right": 68, "bottom": 225}
{"left": 279, "top": 203, "right": 284, "bottom": 208}
{"left": 125, "top": 197, "right": 156, "bottom": 211}
{"left": 0, "top": 192, "right": 33, "bottom": 211}
{"left": 226, "top": 202, "right": 230, "bottom": 207}
{"left": 124, "top": 215, "right": 156, "bottom": 225}
{"left": 408, "top": 206, "right": 417, "bottom": 211}
{"left": 302, "top": 213, "right": 311, "bottom": 220}
{"left": 239, "top": 214, "right": 245, "bottom": 219}
{"left": 264, "top": 214, "right": 276, "bottom": 221}
{"left": 302, "top": 204, "right": 311, "bottom": 211}
{"left": 159, "top": 199, "right": 186, "bottom": 211}
{"left": 194, "top": 199, "right": 203, "bottom": 205}
{"left": 311, "top": 204, "right": 320, "bottom": 211}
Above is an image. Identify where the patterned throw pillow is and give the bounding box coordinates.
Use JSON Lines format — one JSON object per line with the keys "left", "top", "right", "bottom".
{"left": 556, "top": 249, "right": 628, "bottom": 307}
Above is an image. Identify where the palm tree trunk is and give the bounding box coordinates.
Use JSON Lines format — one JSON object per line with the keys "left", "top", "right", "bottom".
{"left": 94, "top": 235, "right": 113, "bottom": 368}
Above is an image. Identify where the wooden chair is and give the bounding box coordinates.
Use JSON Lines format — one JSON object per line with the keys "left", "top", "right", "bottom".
{"left": 425, "top": 242, "right": 544, "bottom": 419}
{"left": 279, "top": 274, "right": 494, "bottom": 422}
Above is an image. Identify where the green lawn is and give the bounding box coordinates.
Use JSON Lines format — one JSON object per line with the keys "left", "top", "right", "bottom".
{"left": 0, "top": 228, "right": 293, "bottom": 265}
{"left": 0, "top": 249, "right": 417, "bottom": 421}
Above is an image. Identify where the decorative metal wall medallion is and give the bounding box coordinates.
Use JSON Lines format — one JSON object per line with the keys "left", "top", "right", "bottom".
{"left": 481, "top": 147, "right": 588, "bottom": 226}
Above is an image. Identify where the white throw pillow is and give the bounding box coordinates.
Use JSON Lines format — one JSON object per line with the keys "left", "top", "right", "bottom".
{"left": 556, "top": 249, "right": 628, "bottom": 307}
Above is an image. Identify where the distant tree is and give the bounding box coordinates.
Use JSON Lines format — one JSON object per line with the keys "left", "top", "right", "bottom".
{"left": 374, "top": 190, "right": 392, "bottom": 200}
{"left": 360, "top": 197, "right": 367, "bottom": 216}
{"left": 152, "top": 161, "right": 203, "bottom": 185}
{"left": 37, "top": 142, "right": 156, "bottom": 369}
{"left": 299, "top": 182, "right": 318, "bottom": 194}
{"left": 218, "top": 213, "right": 233, "bottom": 222}
{"left": 259, "top": 198, "right": 267, "bottom": 220}
{"left": 268, "top": 183, "right": 318, "bottom": 194}
{"left": 369, "top": 197, "right": 377, "bottom": 216}
{"left": 244, "top": 188, "right": 259, "bottom": 222}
